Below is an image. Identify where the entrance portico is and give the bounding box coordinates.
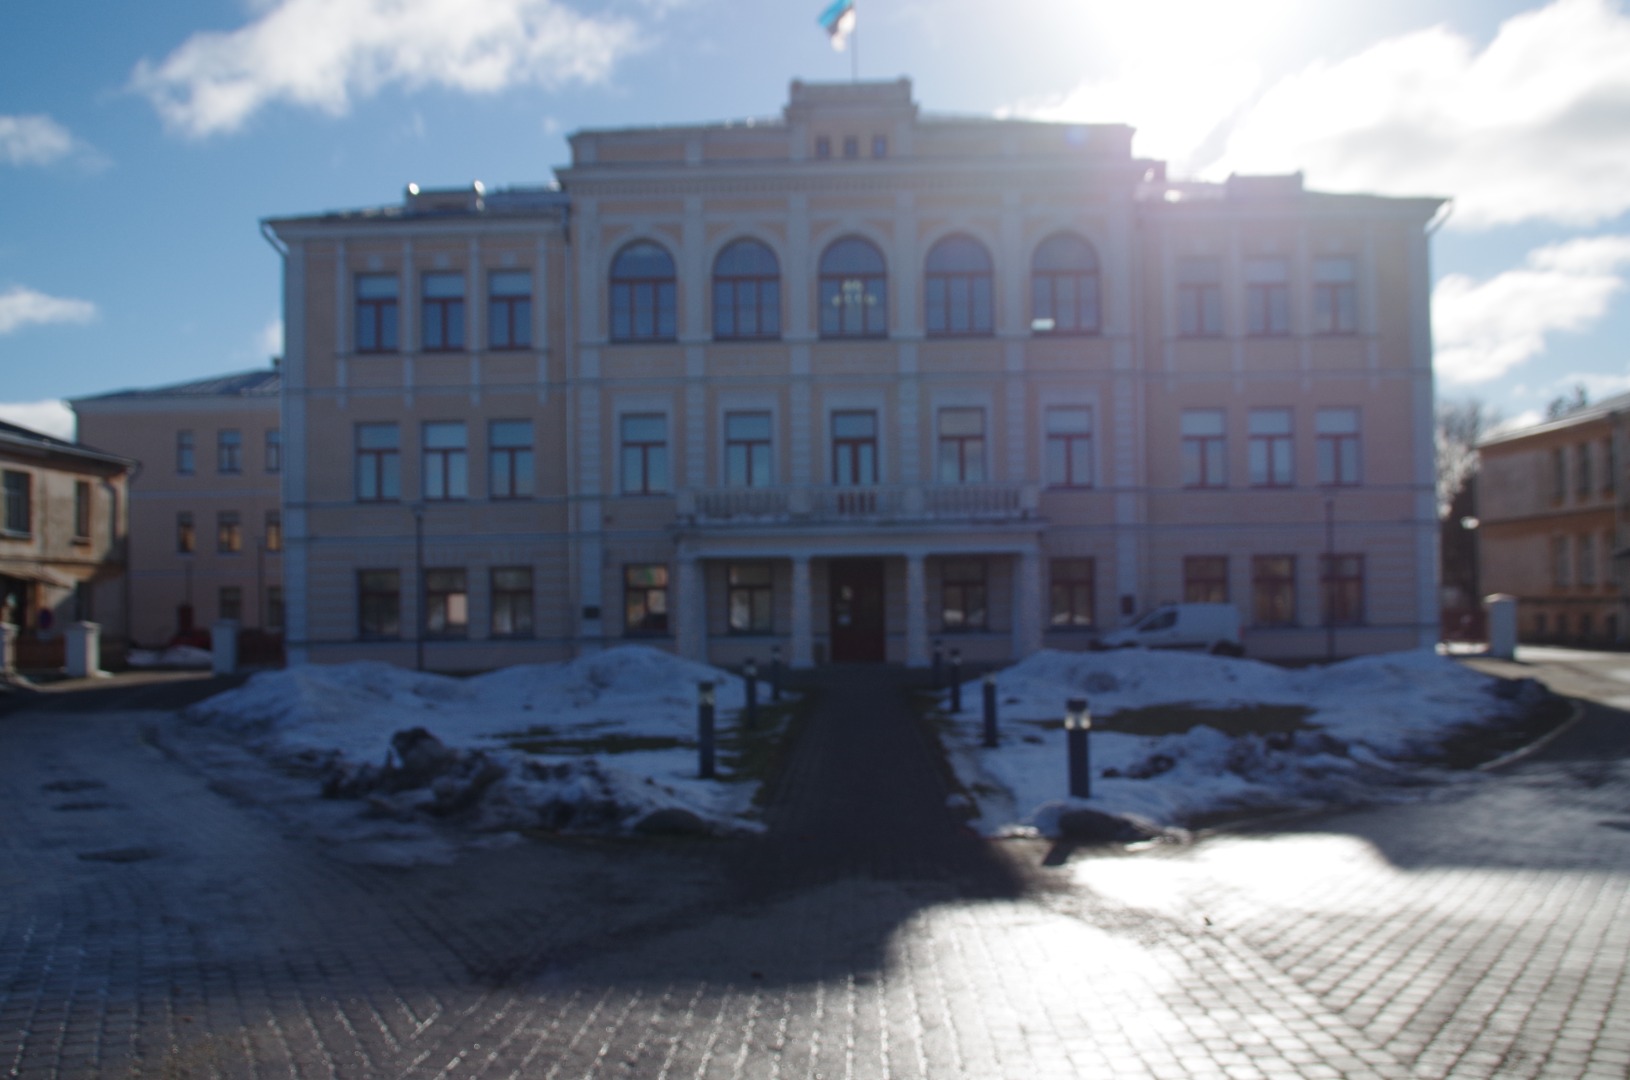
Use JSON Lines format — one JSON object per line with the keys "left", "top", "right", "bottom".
{"left": 673, "top": 526, "right": 1045, "bottom": 668}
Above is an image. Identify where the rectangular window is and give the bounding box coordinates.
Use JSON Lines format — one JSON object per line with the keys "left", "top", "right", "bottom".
{"left": 216, "top": 510, "right": 242, "bottom": 554}
{"left": 842, "top": 135, "right": 859, "bottom": 159}
{"left": 488, "top": 271, "right": 533, "bottom": 350}
{"left": 725, "top": 411, "right": 773, "bottom": 487}
{"left": 1320, "top": 554, "right": 1364, "bottom": 626}
{"left": 1579, "top": 534, "right": 1597, "bottom": 586}
{"left": 1049, "top": 558, "right": 1095, "bottom": 628}
{"left": 1177, "top": 257, "right": 1223, "bottom": 336}
{"left": 422, "top": 422, "right": 468, "bottom": 500}
{"left": 815, "top": 136, "right": 831, "bottom": 159}
{"left": 355, "top": 423, "right": 401, "bottom": 501}
{"left": 266, "top": 586, "right": 285, "bottom": 632}
{"left": 728, "top": 563, "right": 774, "bottom": 633}
{"left": 1244, "top": 257, "right": 1290, "bottom": 336}
{"left": 355, "top": 274, "right": 399, "bottom": 353}
{"left": 491, "top": 567, "right": 534, "bottom": 637}
{"left": 1552, "top": 447, "right": 1567, "bottom": 503}
{"left": 424, "top": 568, "right": 469, "bottom": 636}
{"left": 1316, "top": 408, "right": 1362, "bottom": 486}
{"left": 620, "top": 414, "right": 670, "bottom": 495}
{"left": 358, "top": 570, "right": 401, "bottom": 638}
{"left": 488, "top": 420, "right": 534, "bottom": 499}
{"left": 1248, "top": 408, "right": 1294, "bottom": 487}
{"left": 1045, "top": 407, "right": 1094, "bottom": 488}
{"left": 264, "top": 510, "right": 282, "bottom": 552}
{"left": 1181, "top": 409, "right": 1227, "bottom": 488}
{"left": 936, "top": 407, "right": 986, "bottom": 484}
{"left": 218, "top": 429, "right": 242, "bottom": 474}
{"left": 941, "top": 559, "right": 988, "bottom": 631}
{"left": 1554, "top": 536, "right": 1572, "bottom": 588}
{"left": 624, "top": 564, "right": 669, "bottom": 634}
{"left": 219, "top": 586, "right": 242, "bottom": 623}
{"left": 1184, "top": 556, "right": 1229, "bottom": 603}
{"left": 265, "top": 429, "right": 282, "bottom": 473}
{"left": 1577, "top": 443, "right": 1593, "bottom": 499}
{"left": 2, "top": 470, "right": 30, "bottom": 535}
{"left": 176, "top": 430, "right": 195, "bottom": 475}
{"left": 1252, "top": 555, "right": 1297, "bottom": 626}
{"left": 1312, "top": 257, "right": 1357, "bottom": 334}
{"left": 421, "top": 272, "right": 465, "bottom": 351}
{"left": 872, "top": 134, "right": 888, "bottom": 159}
{"left": 177, "top": 511, "right": 195, "bottom": 554}
{"left": 73, "top": 481, "right": 91, "bottom": 540}
{"left": 831, "top": 410, "right": 878, "bottom": 485}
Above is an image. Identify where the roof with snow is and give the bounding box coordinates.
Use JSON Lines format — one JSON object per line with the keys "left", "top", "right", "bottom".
{"left": 72, "top": 367, "right": 281, "bottom": 403}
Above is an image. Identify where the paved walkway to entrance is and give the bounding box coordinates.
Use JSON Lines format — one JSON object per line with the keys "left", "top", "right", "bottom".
{"left": 732, "top": 665, "right": 1026, "bottom": 901}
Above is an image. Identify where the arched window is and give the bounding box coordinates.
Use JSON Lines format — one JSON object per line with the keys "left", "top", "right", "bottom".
{"left": 610, "top": 241, "right": 677, "bottom": 342}
{"left": 925, "top": 234, "right": 994, "bottom": 336}
{"left": 818, "top": 236, "right": 887, "bottom": 338}
{"left": 713, "top": 239, "right": 781, "bottom": 340}
{"left": 1031, "top": 233, "right": 1101, "bottom": 335}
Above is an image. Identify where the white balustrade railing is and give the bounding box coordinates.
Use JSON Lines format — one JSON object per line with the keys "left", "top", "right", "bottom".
{"left": 680, "top": 484, "right": 1036, "bottom": 526}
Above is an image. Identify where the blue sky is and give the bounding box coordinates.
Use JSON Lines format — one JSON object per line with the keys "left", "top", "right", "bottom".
{"left": 2, "top": 0, "right": 1627, "bottom": 439}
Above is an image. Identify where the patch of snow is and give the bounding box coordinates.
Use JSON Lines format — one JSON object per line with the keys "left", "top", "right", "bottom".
{"left": 127, "top": 644, "right": 213, "bottom": 669}
{"left": 184, "top": 645, "right": 777, "bottom": 841}
{"left": 937, "top": 648, "right": 1546, "bottom": 836}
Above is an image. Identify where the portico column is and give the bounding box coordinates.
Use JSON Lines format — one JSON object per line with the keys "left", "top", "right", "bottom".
{"left": 906, "top": 552, "right": 929, "bottom": 667}
{"left": 790, "top": 555, "right": 814, "bottom": 668}
{"left": 676, "top": 556, "right": 704, "bottom": 663}
{"left": 1012, "top": 549, "right": 1044, "bottom": 659}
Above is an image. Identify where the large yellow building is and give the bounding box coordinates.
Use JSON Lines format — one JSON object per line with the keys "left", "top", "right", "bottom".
{"left": 266, "top": 79, "right": 1444, "bottom": 670}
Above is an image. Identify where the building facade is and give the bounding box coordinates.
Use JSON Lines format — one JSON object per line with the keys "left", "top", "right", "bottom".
{"left": 1478, "top": 394, "right": 1628, "bottom": 644}
{"left": 269, "top": 80, "right": 1442, "bottom": 671}
{"left": 0, "top": 419, "right": 131, "bottom": 666}
{"left": 73, "top": 369, "right": 283, "bottom": 648}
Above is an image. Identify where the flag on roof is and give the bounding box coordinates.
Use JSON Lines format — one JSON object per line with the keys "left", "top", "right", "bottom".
{"left": 817, "top": 0, "right": 856, "bottom": 51}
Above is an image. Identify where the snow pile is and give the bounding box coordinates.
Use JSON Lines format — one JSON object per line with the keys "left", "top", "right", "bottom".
{"left": 127, "top": 644, "right": 214, "bottom": 669}
{"left": 938, "top": 648, "right": 1550, "bottom": 836}
{"left": 185, "top": 645, "right": 771, "bottom": 836}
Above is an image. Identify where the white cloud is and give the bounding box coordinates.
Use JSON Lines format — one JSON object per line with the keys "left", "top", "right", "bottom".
{"left": 1214, "top": 0, "right": 1630, "bottom": 229}
{"left": 1433, "top": 235, "right": 1630, "bottom": 385}
{"left": 259, "top": 317, "right": 284, "bottom": 358}
{"left": 0, "top": 286, "right": 98, "bottom": 336}
{"left": 0, "top": 114, "right": 99, "bottom": 168}
{"left": 0, "top": 400, "right": 75, "bottom": 441}
{"left": 130, "top": 0, "right": 641, "bottom": 138}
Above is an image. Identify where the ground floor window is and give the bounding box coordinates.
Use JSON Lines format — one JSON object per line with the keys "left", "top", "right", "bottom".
{"left": 219, "top": 586, "right": 242, "bottom": 623}
{"left": 1049, "top": 558, "right": 1095, "bottom": 628}
{"left": 491, "top": 567, "right": 533, "bottom": 637}
{"left": 728, "top": 563, "right": 774, "bottom": 633}
{"left": 1184, "top": 556, "right": 1229, "bottom": 603}
{"left": 1320, "top": 554, "right": 1364, "bottom": 625}
{"left": 266, "top": 586, "right": 284, "bottom": 632}
{"left": 1252, "top": 555, "right": 1296, "bottom": 626}
{"left": 358, "top": 570, "right": 400, "bottom": 638}
{"left": 424, "top": 569, "right": 468, "bottom": 637}
{"left": 940, "top": 558, "right": 988, "bottom": 631}
{"left": 625, "top": 564, "right": 669, "bottom": 634}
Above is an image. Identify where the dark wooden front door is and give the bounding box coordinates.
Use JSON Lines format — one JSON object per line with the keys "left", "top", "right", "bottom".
{"left": 829, "top": 559, "right": 886, "bottom": 662}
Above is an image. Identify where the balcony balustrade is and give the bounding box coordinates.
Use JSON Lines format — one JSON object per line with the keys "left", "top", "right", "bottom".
{"left": 676, "top": 483, "right": 1037, "bottom": 527}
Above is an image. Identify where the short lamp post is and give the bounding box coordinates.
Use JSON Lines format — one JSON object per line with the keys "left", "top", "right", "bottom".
{"left": 1065, "top": 696, "right": 1092, "bottom": 799}
{"left": 932, "top": 639, "right": 944, "bottom": 687}
{"left": 949, "top": 648, "right": 963, "bottom": 713}
{"left": 770, "top": 644, "right": 783, "bottom": 701}
{"left": 697, "top": 681, "right": 717, "bottom": 779}
{"left": 981, "top": 674, "right": 999, "bottom": 749}
{"left": 743, "top": 657, "right": 759, "bottom": 729}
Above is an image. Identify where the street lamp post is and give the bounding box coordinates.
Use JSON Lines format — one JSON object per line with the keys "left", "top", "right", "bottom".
{"left": 1324, "top": 497, "right": 1336, "bottom": 662}
{"left": 1065, "top": 697, "right": 1091, "bottom": 799}
{"left": 412, "top": 503, "right": 426, "bottom": 672}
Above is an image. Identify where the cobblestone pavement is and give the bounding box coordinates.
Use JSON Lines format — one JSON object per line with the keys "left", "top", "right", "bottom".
{"left": 2, "top": 656, "right": 1628, "bottom": 1078}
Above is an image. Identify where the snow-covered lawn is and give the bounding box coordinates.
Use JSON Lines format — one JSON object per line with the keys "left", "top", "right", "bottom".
{"left": 935, "top": 648, "right": 1550, "bottom": 838}
{"left": 184, "top": 645, "right": 784, "bottom": 838}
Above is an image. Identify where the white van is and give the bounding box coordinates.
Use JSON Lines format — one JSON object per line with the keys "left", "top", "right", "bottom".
{"left": 1094, "top": 603, "right": 1244, "bottom": 656}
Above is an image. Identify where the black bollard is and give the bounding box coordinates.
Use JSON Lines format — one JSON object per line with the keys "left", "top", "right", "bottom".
{"left": 982, "top": 674, "right": 998, "bottom": 748}
{"left": 770, "top": 644, "right": 783, "bottom": 702}
{"left": 698, "top": 681, "right": 717, "bottom": 779}
{"left": 949, "top": 649, "right": 963, "bottom": 713}
{"left": 744, "top": 658, "right": 759, "bottom": 729}
{"left": 1065, "top": 697, "right": 1091, "bottom": 799}
{"left": 932, "top": 640, "right": 944, "bottom": 687}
